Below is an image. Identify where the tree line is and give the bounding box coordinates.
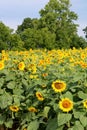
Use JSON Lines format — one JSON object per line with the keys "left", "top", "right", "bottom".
{"left": 0, "top": 0, "right": 87, "bottom": 51}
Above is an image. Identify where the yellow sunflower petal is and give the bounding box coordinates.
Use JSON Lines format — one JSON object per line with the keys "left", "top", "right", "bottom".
{"left": 83, "top": 100, "right": 87, "bottom": 108}
{"left": 9, "top": 105, "right": 19, "bottom": 112}
{"left": 59, "top": 98, "right": 73, "bottom": 112}
{"left": 36, "top": 92, "right": 44, "bottom": 101}
{"left": 18, "top": 62, "right": 25, "bottom": 70}
{"left": 52, "top": 80, "right": 66, "bottom": 92}
{"left": 28, "top": 107, "right": 38, "bottom": 112}
{"left": 0, "top": 61, "right": 4, "bottom": 70}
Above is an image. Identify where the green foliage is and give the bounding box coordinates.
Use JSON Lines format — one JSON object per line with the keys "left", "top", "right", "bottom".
{"left": 46, "top": 118, "right": 58, "bottom": 130}
{"left": 57, "top": 113, "right": 72, "bottom": 126}
{"left": 39, "top": 0, "right": 80, "bottom": 48}
{"left": 16, "top": 18, "right": 39, "bottom": 34}
{"left": 17, "top": 18, "right": 33, "bottom": 34}
{"left": 20, "top": 28, "right": 56, "bottom": 49}
{"left": 0, "top": 49, "right": 87, "bottom": 129}
{"left": 0, "top": 22, "right": 11, "bottom": 51}
{"left": 27, "top": 120, "right": 39, "bottom": 130}
{"left": 0, "top": 22, "right": 24, "bottom": 51}
{"left": 9, "top": 33, "right": 24, "bottom": 50}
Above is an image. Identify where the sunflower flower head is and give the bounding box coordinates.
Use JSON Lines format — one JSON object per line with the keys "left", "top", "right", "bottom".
{"left": 83, "top": 100, "right": 87, "bottom": 109}
{"left": 0, "top": 61, "right": 4, "bottom": 70}
{"left": 23, "top": 128, "right": 27, "bottom": 130}
{"left": 9, "top": 105, "right": 19, "bottom": 112}
{"left": 52, "top": 80, "right": 66, "bottom": 93}
{"left": 18, "top": 62, "right": 25, "bottom": 70}
{"left": 28, "top": 107, "right": 38, "bottom": 112}
{"left": 36, "top": 92, "right": 44, "bottom": 101}
{"left": 59, "top": 98, "right": 73, "bottom": 112}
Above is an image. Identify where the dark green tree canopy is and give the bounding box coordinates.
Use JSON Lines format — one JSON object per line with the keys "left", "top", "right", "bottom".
{"left": 39, "top": 0, "right": 78, "bottom": 32}
{"left": 20, "top": 27, "right": 56, "bottom": 49}
{"left": 16, "top": 18, "right": 39, "bottom": 34}
{"left": 0, "top": 21, "right": 12, "bottom": 42}
{"left": 0, "top": 21, "right": 24, "bottom": 51}
{"left": 0, "top": 21, "right": 12, "bottom": 51}
{"left": 38, "top": 0, "right": 79, "bottom": 48}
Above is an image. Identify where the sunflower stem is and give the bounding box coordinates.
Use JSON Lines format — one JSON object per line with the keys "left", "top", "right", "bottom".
{"left": 60, "top": 92, "right": 63, "bottom": 99}
{"left": 67, "top": 121, "right": 70, "bottom": 128}
{"left": 12, "top": 112, "right": 15, "bottom": 119}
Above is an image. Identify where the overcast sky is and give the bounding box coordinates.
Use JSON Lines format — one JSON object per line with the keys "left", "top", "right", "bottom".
{"left": 0, "top": 0, "right": 87, "bottom": 37}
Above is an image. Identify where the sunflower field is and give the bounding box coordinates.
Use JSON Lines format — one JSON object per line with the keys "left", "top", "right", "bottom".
{"left": 0, "top": 48, "right": 87, "bottom": 130}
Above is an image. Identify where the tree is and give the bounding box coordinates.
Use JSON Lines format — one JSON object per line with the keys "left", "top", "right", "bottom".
{"left": 39, "top": 0, "right": 78, "bottom": 48}
{"left": 0, "top": 21, "right": 25, "bottom": 51}
{"left": 70, "top": 35, "right": 87, "bottom": 48}
{"left": 20, "top": 28, "right": 56, "bottom": 49}
{"left": 16, "top": 18, "right": 39, "bottom": 34}
{"left": 16, "top": 0, "right": 86, "bottom": 49}
{"left": 0, "top": 21, "right": 13, "bottom": 51}
{"left": 9, "top": 33, "right": 24, "bottom": 50}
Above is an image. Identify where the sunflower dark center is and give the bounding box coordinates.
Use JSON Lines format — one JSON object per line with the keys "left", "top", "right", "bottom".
{"left": 12, "top": 106, "right": 17, "bottom": 110}
{"left": 38, "top": 94, "right": 42, "bottom": 98}
{"left": 54, "top": 83, "right": 63, "bottom": 89}
{"left": 62, "top": 101, "right": 71, "bottom": 108}
{"left": 85, "top": 102, "right": 87, "bottom": 105}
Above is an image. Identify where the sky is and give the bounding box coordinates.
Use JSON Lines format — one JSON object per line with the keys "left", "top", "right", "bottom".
{"left": 0, "top": 0, "right": 87, "bottom": 38}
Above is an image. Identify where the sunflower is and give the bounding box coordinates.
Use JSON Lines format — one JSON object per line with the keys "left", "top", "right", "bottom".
{"left": 23, "top": 128, "right": 27, "bottom": 130}
{"left": 0, "top": 61, "right": 4, "bottom": 70}
{"left": 36, "top": 92, "right": 44, "bottom": 101}
{"left": 52, "top": 80, "right": 66, "bottom": 92}
{"left": 18, "top": 62, "right": 25, "bottom": 70}
{"left": 42, "top": 73, "right": 48, "bottom": 77}
{"left": 9, "top": 105, "right": 19, "bottom": 112}
{"left": 28, "top": 107, "right": 38, "bottom": 112}
{"left": 83, "top": 100, "right": 87, "bottom": 108}
{"left": 59, "top": 98, "right": 73, "bottom": 112}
